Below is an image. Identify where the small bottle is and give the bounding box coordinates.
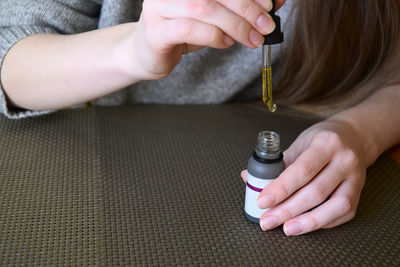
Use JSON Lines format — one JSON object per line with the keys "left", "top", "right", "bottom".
{"left": 244, "top": 131, "right": 285, "bottom": 224}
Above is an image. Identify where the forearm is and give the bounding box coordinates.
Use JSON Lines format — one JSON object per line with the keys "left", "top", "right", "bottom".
{"left": 329, "top": 84, "right": 400, "bottom": 166}
{"left": 1, "top": 23, "right": 140, "bottom": 110}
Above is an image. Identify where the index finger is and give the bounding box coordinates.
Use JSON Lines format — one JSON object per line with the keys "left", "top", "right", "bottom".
{"left": 155, "top": 0, "right": 274, "bottom": 48}
{"left": 257, "top": 143, "right": 333, "bottom": 209}
{"left": 217, "top": 0, "right": 276, "bottom": 35}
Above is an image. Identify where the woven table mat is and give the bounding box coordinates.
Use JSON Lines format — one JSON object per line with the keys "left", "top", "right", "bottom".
{"left": 0, "top": 105, "right": 399, "bottom": 266}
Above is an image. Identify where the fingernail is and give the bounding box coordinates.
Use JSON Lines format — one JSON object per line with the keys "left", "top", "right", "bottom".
{"left": 258, "top": 194, "right": 275, "bottom": 209}
{"left": 260, "top": 216, "right": 279, "bottom": 231}
{"left": 224, "top": 34, "right": 234, "bottom": 46}
{"left": 284, "top": 222, "right": 304, "bottom": 236}
{"left": 249, "top": 29, "right": 264, "bottom": 47}
{"left": 256, "top": 14, "right": 274, "bottom": 33}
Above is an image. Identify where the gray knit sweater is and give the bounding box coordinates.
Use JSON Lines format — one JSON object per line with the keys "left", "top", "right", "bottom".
{"left": 0, "top": 0, "right": 294, "bottom": 118}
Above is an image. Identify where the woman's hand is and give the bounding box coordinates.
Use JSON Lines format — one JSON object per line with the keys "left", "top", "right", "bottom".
{"left": 0, "top": 0, "right": 286, "bottom": 112}
{"left": 241, "top": 118, "right": 367, "bottom": 235}
{"left": 133, "top": 0, "right": 281, "bottom": 80}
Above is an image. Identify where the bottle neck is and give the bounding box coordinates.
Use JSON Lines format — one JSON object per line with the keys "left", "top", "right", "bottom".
{"left": 255, "top": 131, "right": 281, "bottom": 160}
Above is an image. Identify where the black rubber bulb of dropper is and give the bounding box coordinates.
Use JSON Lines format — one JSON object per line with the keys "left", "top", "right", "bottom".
{"left": 264, "top": 0, "right": 284, "bottom": 45}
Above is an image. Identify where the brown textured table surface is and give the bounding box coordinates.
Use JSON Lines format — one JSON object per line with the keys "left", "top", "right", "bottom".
{"left": 0, "top": 105, "right": 399, "bottom": 266}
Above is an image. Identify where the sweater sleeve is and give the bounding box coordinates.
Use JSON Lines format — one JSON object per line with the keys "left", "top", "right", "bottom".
{"left": 0, "top": 0, "right": 101, "bottom": 119}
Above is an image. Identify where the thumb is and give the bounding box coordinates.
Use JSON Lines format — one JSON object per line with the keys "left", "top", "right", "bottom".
{"left": 240, "top": 170, "right": 247, "bottom": 183}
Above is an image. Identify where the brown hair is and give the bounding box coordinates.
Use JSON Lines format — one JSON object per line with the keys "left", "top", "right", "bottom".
{"left": 276, "top": 0, "right": 400, "bottom": 116}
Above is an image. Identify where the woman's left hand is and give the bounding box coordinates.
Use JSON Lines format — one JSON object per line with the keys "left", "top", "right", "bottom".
{"left": 241, "top": 118, "right": 367, "bottom": 235}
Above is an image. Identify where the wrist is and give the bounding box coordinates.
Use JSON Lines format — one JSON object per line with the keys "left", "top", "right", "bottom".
{"left": 109, "top": 23, "right": 147, "bottom": 83}
{"left": 329, "top": 111, "right": 380, "bottom": 166}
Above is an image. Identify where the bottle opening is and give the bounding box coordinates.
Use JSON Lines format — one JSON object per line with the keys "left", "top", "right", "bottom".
{"left": 255, "top": 131, "right": 281, "bottom": 158}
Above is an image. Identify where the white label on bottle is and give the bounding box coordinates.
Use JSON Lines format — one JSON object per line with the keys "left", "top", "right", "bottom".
{"left": 244, "top": 172, "right": 273, "bottom": 219}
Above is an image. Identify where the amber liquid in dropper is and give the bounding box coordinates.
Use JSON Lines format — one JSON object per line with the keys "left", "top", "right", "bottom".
{"left": 262, "top": 66, "right": 277, "bottom": 112}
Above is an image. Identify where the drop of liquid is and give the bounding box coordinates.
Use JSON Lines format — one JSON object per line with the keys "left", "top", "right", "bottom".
{"left": 268, "top": 103, "right": 277, "bottom": 112}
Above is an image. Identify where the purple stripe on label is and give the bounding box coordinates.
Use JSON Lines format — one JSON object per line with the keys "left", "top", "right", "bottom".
{"left": 246, "top": 182, "right": 263, "bottom": 193}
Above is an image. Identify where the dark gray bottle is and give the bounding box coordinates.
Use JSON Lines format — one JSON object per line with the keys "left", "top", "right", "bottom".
{"left": 244, "top": 131, "right": 285, "bottom": 223}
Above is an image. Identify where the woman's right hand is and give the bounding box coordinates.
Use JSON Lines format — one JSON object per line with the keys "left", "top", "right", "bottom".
{"left": 0, "top": 0, "right": 285, "bottom": 111}
{"left": 132, "top": 0, "right": 280, "bottom": 80}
